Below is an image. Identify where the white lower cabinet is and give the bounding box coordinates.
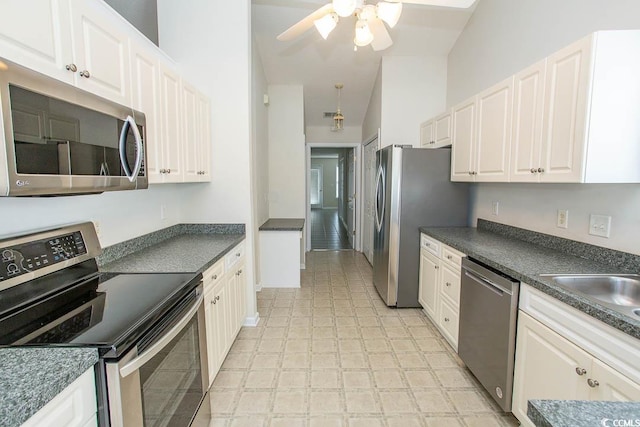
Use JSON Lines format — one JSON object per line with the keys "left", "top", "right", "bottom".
{"left": 418, "top": 234, "right": 465, "bottom": 352}
{"left": 203, "top": 241, "right": 246, "bottom": 387}
{"left": 22, "top": 369, "right": 97, "bottom": 427}
{"left": 513, "top": 284, "right": 640, "bottom": 426}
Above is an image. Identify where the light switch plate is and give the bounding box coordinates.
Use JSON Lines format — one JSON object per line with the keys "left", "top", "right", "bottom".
{"left": 589, "top": 214, "right": 611, "bottom": 238}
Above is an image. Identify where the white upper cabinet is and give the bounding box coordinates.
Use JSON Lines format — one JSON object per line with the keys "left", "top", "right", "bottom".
{"left": 475, "top": 77, "right": 513, "bottom": 181}
{"left": 158, "top": 62, "right": 183, "bottom": 183}
{"left": 130, "top": 41, "right": 162, "bottom": 181}
{"left": 420, "top": 110, "right": 452, "bottom": 148}
{"left": 539, "top": 35, "right": 592, "bottom": 183}
{"left": 0, "top": 0, "right": 74, "bottom": 84}
{"left": 450, "top": 97, "right": 476, "bottom": 181}
{"left": 510, "top": 60, "right": 546, "bottom": 182}
{"left": 68, "top": 0, "right": 131, "bottom": 105}
{"left": 197, "top": 94, "right": 212, "bottom": 182}
{"left": 451, "top": 77, "right": 512, "bottom": 182}
{"left": 182, "top": 81, "right": 200, "bottom": 182}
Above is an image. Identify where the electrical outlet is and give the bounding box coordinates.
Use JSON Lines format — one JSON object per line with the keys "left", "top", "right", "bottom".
{"left": 557, "top": 210, "right": 569, "bottom": 229}
{"left": 492, "top": 201, "right": 499, "bottom": 216}
{"left": 589, "top": 214, "right": 612, "bottom": 238}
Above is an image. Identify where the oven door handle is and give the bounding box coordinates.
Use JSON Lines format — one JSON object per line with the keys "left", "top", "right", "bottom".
{"left": 119, "top": 293, "right": 203, "bottom": 378}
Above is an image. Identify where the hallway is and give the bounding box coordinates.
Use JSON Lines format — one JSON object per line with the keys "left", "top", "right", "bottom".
{"left": 209, "top": 251, "right": 518, "bottom": 427}
{"left": 310, "top": 209, "right": 352, "bottom": 250}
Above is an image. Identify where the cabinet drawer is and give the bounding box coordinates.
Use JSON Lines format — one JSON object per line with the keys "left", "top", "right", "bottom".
{"left": 202, "top": 260, "right": 225, "bottom": 293}
{"left": 439, "top": 299, "right": 459, "bottom": 351}
{"left": 442, "top": 244, "right": 465, "bottom": 269}
{"left": 420, "top": 234, "right": 441, "bottom": 257}
{"left": 225, "top": 241, "right": 245, "bottom": 269}
{"left": 440, "top": 265, "right": 461, "bottom": 306}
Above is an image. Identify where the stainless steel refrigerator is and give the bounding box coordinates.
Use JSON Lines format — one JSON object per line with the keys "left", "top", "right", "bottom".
{"left": 373, "top": 145, "right": 469, "bottom": 307}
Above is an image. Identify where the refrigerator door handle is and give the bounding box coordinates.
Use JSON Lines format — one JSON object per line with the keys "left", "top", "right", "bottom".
{"left": 375, "top": 164, "right": 385, "bottom": 232}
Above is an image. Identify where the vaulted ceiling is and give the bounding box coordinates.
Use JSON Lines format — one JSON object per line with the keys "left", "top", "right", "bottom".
{"left": 251, "top": 0, "right": 476, "bottom": 128}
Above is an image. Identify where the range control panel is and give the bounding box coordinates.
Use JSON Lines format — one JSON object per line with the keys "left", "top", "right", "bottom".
{"left": 0, "top": 232, "right": 87, "bottom": 281}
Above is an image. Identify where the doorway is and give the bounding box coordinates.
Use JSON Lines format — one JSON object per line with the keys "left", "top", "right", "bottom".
{"left": 308, "top": 146, "right": 358, "bottom": 250}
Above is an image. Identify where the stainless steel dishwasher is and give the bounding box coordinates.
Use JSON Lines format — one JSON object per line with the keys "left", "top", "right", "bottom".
{"left": 458, "top": 257, "right": 520, "bottom": 412}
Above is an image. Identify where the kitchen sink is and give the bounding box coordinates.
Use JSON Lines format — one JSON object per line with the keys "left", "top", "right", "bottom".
{"left": 539, "top": 274, "right": 640, "bottom": 318}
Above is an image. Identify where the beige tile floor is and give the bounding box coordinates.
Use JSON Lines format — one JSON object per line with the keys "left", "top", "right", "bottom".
{"left": 209, "top": 251, "right": 520, "bottom": 427}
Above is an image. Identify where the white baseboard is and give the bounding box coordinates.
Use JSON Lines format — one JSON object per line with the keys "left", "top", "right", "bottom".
{"left": 261, "top": 283, "right": 301, "bottom": 289}
{"left": 300, "top": 263, "right": 306, "bottom": 269}
{"left": 243, "top": 312, "right": 260, "bottom": 327}
{"left": 255, "top": 283, "right": 263, "bottom": 292}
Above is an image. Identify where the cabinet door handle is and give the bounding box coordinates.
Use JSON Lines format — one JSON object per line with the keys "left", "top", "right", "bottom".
{"left": 434, "top": 265, "right": 439, "bottom": 270}
{"left": 446, "top": 282, "right": 451, "bottom": 287}
{"left": 530, "top": 168, "right": 537, "bottom": 174}
{"left": 538, "top": 167, "right": 545, "bottom": 173}
{"left": 236, "top": 252, "right": 241, "bottom": 257}
{"left": 216, "top": 295, "right": 220, "bottom": 301}
{"left": 166, "top": 169, "right": 171, "bottom": 174}
{"left": 66, "top": 63, "right": 77, "bottom": 72}
{"left": 212, "top": 299, "right": 216, "bottom": 305}
{"left": 79, "top": 70, "right": 91, "bottom": 78}
{"left": 575, "top": 367, "right": 587, "bottom": 376}
{"left": 212, "top": 274, "right": 218, "bottom": 280}
{"left": 587, "top": 378, "right": 599, "bottom": 388}
{"left": 444, "top": 317, "right": 450, "bottom": 322}
{"left": 446, "top": 255, "right": 452, "bottom": 260}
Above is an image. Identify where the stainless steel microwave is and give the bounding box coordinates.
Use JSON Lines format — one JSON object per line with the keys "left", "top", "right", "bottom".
{"left": 0, "top": 57, "right": 147, "bottom": 196}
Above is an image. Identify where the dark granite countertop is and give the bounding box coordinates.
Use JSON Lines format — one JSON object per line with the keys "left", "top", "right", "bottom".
{"left": 528, "top": 400, "right": 640, "bottom": 427}
{"left": 99, "top": 223, "right": 245, "bottom": 274}
{"left": 259, "top": 218, "right": 305, "bottom": 231}
{"left": 419, "top": 225, "right": 640, "bottom": 339}
{"left": 0, "top": 348, "right": 99, "bottom": 427}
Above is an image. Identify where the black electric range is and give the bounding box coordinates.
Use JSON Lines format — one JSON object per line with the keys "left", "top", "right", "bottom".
{"left": 0, "top": 222, "right": 201, "bottom": 359}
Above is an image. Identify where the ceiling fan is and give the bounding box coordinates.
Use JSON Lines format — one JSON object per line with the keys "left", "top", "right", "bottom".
{"left": 277, "top": 0, "right": 476, "bottom": 51}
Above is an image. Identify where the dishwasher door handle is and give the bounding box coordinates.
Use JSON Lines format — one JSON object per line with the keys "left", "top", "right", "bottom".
{"left": 463, "top": 269, "right": 509, "bottom": 296}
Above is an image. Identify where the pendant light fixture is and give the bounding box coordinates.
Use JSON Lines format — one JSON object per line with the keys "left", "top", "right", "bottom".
{"left": 333, "top": 84, "right": 344, "bottom": 131}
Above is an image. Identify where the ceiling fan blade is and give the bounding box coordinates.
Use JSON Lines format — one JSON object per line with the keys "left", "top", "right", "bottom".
{"left": 369, "top": 18, "right": 393, "bottom": 51}
{"left": 392, "top": 0, "right": 476, "bottom": 8}
{"left": 277, "top": 3, "right": 334, "bottom": 41}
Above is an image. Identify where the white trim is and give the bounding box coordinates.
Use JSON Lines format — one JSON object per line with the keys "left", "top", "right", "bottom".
{"left": 255, "top": 283, "right": 263, "bottom": 292}
{"left": 300, "top": 263, "right": 306, "bottom": 269}
{"left": 306, "top": 142, "right": 362, "bottom": 253}
{"left": 359, "top": 128, "right": 380, "bottom": 257}
{"left": 243, "top": 313, "right": 260, "bottom": 327}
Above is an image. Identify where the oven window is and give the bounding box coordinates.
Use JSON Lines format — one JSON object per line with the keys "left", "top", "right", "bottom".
{"left": 139, "top": 314, "right": 204, "bottom": 427}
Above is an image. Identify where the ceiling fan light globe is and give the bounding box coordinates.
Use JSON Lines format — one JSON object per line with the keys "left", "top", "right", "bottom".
{"left": 333, "top": 0, "right": 357, "bottom": 17}
{"left": 354, "top": 20, "right": 374, "bottom": 46}
{"left": 376, "top": 1, "right": 402, "bottom": 28}
{"left": 314, "top": 13, "right": 338, "bottom": 39}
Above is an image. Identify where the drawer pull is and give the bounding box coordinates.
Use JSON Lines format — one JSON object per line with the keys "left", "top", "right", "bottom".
{"left": 444, "top": 317, "right": 450, "bottom": 322}
{"left": 575, "top": 367, "right": 587, "bottom": 376}
{"left": 236, "top": 252, "right": 241, "bottom": 257}
{"left": 446, "top": 255, "right": 452, "bottom": 260}
{"left": 446, "top": 282, "right": 451, "bottom": 287}
{"left": 212, "top": 274, "right": 218, "bottom": 280}
{"left": 587, "top": 378, "right": 599, "bottom": 388}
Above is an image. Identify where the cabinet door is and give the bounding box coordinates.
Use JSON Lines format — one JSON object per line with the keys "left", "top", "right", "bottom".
{"left": 420, "top": 119, "right": 434, "bottom": 147}
{"left": 590, "top": 358, "right": 640, "bottom": 402}
{"left": 182, "top": 82, "right": 199, "bottom": 182}
{"left": 475, "top": 77, "right": 513, "bottom": 182}
{"left": 204, "top": 288, "right": 217, "bottom": 386}
{"left": 513, "top": 312, "right": 591, "bottom": 426}
{"left": 433, "top": 111, "right": 452, "bottom": 148}
{"left": 158, "top": 63, "right": 183, "bottom": 182}
{"left": 197, "top": 93, "right": 212, "bottom": 182}
{"left": 438, "top": 298, "right": 459, "bottom": 352}
{"left": 440, "top": 264, "right": 461, "bottom": 308}
{"left": 130, "top": 43, "right": 162, "bottom": 183}
{"left": 418, "top": 249, "right": 440, "bottom": 321}
{"left": 236, "top": 263, "right": 246, "bottom": 329}
{"left": 450, "top": 97, "right": 476, "bottom": 181}
{"left": 223, "top": 274, "right": 236, "bottom": 354}
{"left": 510, "top": 60, "right": 546, "bottom": 182}
{"left": 0, "top": 0, "right": 74, "bottom": 84}
{"left": 540, "top": 34, "right": 593, "bottom": 183}
{"left": 209, "top": 281, "right": 229, "bottom": 381}
{"left": 69, "top": 0, "right": 131, "bottom": 105}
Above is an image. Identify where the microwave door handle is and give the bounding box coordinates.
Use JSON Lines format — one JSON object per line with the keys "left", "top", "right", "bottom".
{"left": 119, "top": 293, "right": 204, "bottom": 378}
{"left": 119, "top": 115, "right": 143, "bottom": 182}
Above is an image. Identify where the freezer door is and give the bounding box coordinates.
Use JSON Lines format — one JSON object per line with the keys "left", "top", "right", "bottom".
{"left": 373, "top": 146, "right": 395, "bottom": 305}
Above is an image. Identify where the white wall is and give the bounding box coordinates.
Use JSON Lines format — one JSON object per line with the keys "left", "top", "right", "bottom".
{"left": 305, "top": 126, "right": 362, "bottom": 144}
{"left": 448, "top": 0, "right": 640, "bottom": 255}
{"left": 380, "top": 56, "right": 447, "bottom": 147}
{"left": 362, "top": 62, "right": 382, "bottom": 143}
{"left": 158, "top": 0, "right": 259, "bottom": 322}
{"left": 0, "top": 185, "right": 181, "bottom": 246}
{"left": 267, "top": 85, "right": 305, "bottom": 218}
{"left": 252, "top": 37, "right": 269, "bottom": 228}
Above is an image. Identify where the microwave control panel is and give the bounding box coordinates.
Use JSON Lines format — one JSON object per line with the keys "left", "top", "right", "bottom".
{"left": 0, "top": 232, "right": 87, "bottom": 281}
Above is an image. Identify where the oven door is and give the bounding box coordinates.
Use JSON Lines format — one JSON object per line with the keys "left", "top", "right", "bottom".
{"left": 105, "top": 284, "right": 210, "bottom": 427}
